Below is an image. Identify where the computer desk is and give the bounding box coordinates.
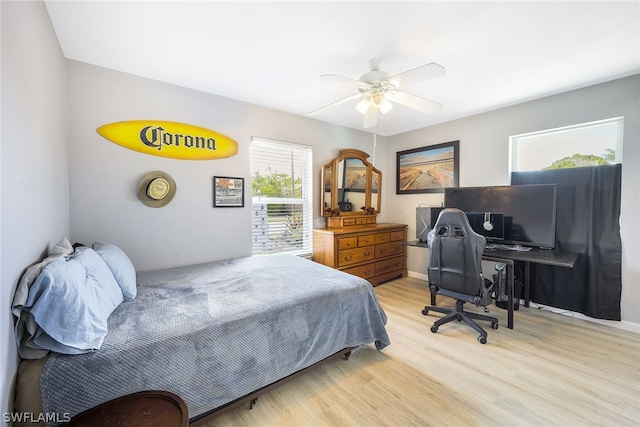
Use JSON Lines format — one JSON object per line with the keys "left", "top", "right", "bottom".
{"left": 405, "top": 240, "right": 579, "bottom": 330}
{"left": 483, "top": 246, "right": 578, "bottom": 308}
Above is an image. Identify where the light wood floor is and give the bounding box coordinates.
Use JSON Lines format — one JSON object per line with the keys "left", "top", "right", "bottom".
{"left": 202, "top": 277, "right": 640, "bottom": 426}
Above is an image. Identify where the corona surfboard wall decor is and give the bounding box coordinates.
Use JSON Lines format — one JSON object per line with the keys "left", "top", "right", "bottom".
{"left": 96, "top": 120, "right": 238, "bottom": 160}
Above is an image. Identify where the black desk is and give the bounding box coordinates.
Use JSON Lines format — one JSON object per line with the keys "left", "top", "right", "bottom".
{"left": 482, "top": 247, "right": 578, "bottom": 308}
{"left": 404, "top": 240, "right": 578, "bottom": 330}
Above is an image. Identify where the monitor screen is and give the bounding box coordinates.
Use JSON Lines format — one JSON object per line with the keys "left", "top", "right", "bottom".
{"left": 444, "top": 184, "right": 557, "bottom": 248}
{"left": 465, "top": 212, "right": 505, "bottom": 240}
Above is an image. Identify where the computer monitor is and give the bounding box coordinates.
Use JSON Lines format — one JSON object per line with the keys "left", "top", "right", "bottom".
{"left": 445, "top": 184, "right": 557, "bottom": 249}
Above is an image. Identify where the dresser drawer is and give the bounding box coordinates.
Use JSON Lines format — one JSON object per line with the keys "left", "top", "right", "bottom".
{"left": 338, "top": 247, "right": 375, "bottom": 267}
{"left": 341, "top": 218, "right": 357, "bottom": 226}
{"left": 375, "top": 256, "right": 405, "bottom": 276}
{"left": 338, "top": 237, "right": 358, "bottom": 250}
{"left": 374, "top": 241, "right": 404, "bottom": 258}
{"left": 389, "top": 229, "right": 405, "bottom": 242}
{"left": 374, "top": 232, "right": 391, "bottom": 244}
{"left": 343, "top": 263, "right": 375, "bottom": 279}
{"left": 358, "top": 234, "right": 376, "bottom": 247}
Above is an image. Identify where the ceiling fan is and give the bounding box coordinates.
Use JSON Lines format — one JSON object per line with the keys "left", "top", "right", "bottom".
{"left": 309, "top": 58, "right": 445, "bottom": 128}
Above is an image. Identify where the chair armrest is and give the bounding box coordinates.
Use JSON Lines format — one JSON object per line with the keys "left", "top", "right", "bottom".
{"left": 492, "top": 262, "right": 507, "bottom": 302}
{"left": 494, "top": 262, "right": 507, "bottom": 272}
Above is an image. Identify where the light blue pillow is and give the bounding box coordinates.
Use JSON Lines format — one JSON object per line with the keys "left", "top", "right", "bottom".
{"left": 92, "top": 241, "right": 137, "bottom": 301}
{"left": 24, "top": 247, "right": 124, "bottom": 353}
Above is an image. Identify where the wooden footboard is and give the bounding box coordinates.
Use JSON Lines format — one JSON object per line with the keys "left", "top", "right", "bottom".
{"left": 189, "top": 347, "right": 356, "bottom": 426}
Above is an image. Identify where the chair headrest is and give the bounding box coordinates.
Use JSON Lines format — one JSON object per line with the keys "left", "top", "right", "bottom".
{"left": 428, "top": 208, "right": 486, "bottom": 248}
{"left": 435, "top": 208, "right": 473, "bottom": 230}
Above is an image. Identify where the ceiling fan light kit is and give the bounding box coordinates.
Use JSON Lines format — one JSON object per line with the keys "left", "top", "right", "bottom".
{"left": 310, "top": 58, "right": 445, "bottom": 129}
{"left": 355, "top": 97, "right": 369, "bottom": 114}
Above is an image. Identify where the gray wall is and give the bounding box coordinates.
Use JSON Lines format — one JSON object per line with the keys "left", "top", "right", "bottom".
{"left": 386, "top": 75, "right": 640, "bottom": 326}
{"left": 1, "top": 1, "right": 70, "bottom": 420}
{"left": 65, "top": 60, "right": 388, "bottom": 271}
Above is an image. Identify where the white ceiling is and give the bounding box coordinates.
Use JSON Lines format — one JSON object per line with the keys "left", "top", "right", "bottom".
{"left": 43, "top": 1, "right": 640, "bottom": 137}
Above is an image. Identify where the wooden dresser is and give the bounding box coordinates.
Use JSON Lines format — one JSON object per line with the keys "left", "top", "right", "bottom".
{"left": 313, "top": 223, "right": 408, "bottom": 286}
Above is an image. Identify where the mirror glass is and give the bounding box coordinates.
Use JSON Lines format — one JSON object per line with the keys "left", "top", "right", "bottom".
{"left": 338, "top": 158, "right": 366, "bottom": 212}
{"left": 371, "top": 168, "right": 381, "bottom": 213}
{"left": 322, "top": 163, "right": 332, "bottom": 214}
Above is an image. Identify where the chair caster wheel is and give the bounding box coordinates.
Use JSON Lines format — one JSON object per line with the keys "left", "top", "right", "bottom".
{"left": 491, "top": 322, "right": 499, "bottom": 330}
{"left": 430, "top": 326, "right": 438, "bottom": 333}
{"left": 478, "top": 336, "right": 487, "bottom": 344}
{"left": 422, "top": 308, "right": 429, "bottom": 315}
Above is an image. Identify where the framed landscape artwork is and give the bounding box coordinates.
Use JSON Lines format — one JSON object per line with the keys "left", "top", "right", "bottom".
{"left": 396, "top": 141, "right": 459, "bottom": 194}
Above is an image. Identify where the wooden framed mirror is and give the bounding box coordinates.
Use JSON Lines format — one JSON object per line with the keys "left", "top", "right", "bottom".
{"left": 321, "top": 149, "right": 382, "bottom": 228}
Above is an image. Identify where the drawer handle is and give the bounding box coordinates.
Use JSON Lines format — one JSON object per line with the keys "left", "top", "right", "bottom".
{"left": 346, "top": 242, "right": 352, "bottom": 246}
{"left": 364, "top": 251, "right": 371, "bottom": 256}
{"left": 380, "top": 266, "right": 388, "bottom": 271}
{"left": 380, "top": 249, "right": 387, "bottom": 254}
{"left": 381, "top": 236, "right": 387, "bottom": 240}
{"left": 344, "top": 254, "right": 353, "bottom": 261}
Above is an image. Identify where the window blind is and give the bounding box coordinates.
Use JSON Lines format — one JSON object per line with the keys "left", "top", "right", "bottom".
{"left": 251, "top": 138, "right": 313, "bottom": 257}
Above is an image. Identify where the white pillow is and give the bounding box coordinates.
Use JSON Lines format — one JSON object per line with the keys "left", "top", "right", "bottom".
{"left": 92, "top": 241, "right": 137, "bottom": 301}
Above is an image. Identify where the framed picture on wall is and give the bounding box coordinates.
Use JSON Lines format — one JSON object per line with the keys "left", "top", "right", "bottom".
{"left": 213, "top": 176, "right": 244, "bottom": 207}
{"left": 396, "top": 140, "right": 459, "bottom": 194}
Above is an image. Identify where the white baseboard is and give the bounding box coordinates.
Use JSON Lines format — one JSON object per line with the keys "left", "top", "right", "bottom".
{"left": 529, "top": 302, "right": 640, "bottom": 334}
{"left": 408, "top": 271, "right": 429, "bottom": 281}
{"left": 406, "top": 270, "right": 640, "bottom": 334}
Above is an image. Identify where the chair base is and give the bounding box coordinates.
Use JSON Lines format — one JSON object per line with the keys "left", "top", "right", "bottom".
{"left": 422, "top": 300, "right": 498, "bottom": 344}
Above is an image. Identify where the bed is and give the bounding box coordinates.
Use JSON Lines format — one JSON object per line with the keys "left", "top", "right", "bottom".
{"left": 12, "top": 240, "right": 390, "bottom": 426}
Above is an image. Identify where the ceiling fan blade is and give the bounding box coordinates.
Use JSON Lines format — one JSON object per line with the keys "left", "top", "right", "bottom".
{"left": 393, "top": 91, "right": 442, "bottom": 114}
{"left": 321, "top": 74, "right": 369, "bottom": 87}
{"left": 389, "top": 62, "right": 445, "bottom": 88}
{"left": 363, "top": 106, "right": 378, "bottom": 128}
{"left": 308, "top": 93, "right": 363, "bottom": 116}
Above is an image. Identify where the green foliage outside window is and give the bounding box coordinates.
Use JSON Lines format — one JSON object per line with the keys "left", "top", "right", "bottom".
{"left": 252, "top": 167, "right": 302, "bottom": 198}
{"left": 544, "top": 149, "right": 616, "bottom": 170}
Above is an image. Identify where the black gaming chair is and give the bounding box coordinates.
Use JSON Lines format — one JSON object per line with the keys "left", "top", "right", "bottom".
{"left": 421, "top": 208, "right": 504, "bottom": 344}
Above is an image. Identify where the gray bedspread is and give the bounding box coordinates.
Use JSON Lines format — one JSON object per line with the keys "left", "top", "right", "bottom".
{"left": 40, "top": 255, "right": 389, "bottom": 424}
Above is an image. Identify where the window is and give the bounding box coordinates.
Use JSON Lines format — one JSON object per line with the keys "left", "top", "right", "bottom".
{"left": 510, "top": 117, "right": 623, "bottom": 172}
{"left": 251, "top": 137, "right": 313, "bottom": 257}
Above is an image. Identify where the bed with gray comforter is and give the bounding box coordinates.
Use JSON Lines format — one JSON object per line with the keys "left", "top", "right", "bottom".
{"left": 14, "top": 253, "right": 389, "bottom": 425}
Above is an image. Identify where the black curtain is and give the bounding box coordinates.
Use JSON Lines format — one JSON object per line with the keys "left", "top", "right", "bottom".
{"left": 511, "top": 165, "right": 622, "bottom": 320}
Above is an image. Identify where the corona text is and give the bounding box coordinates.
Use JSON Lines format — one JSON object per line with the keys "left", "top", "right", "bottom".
{"left": 139, "top": 126, "right": 216, "bottom": 151}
